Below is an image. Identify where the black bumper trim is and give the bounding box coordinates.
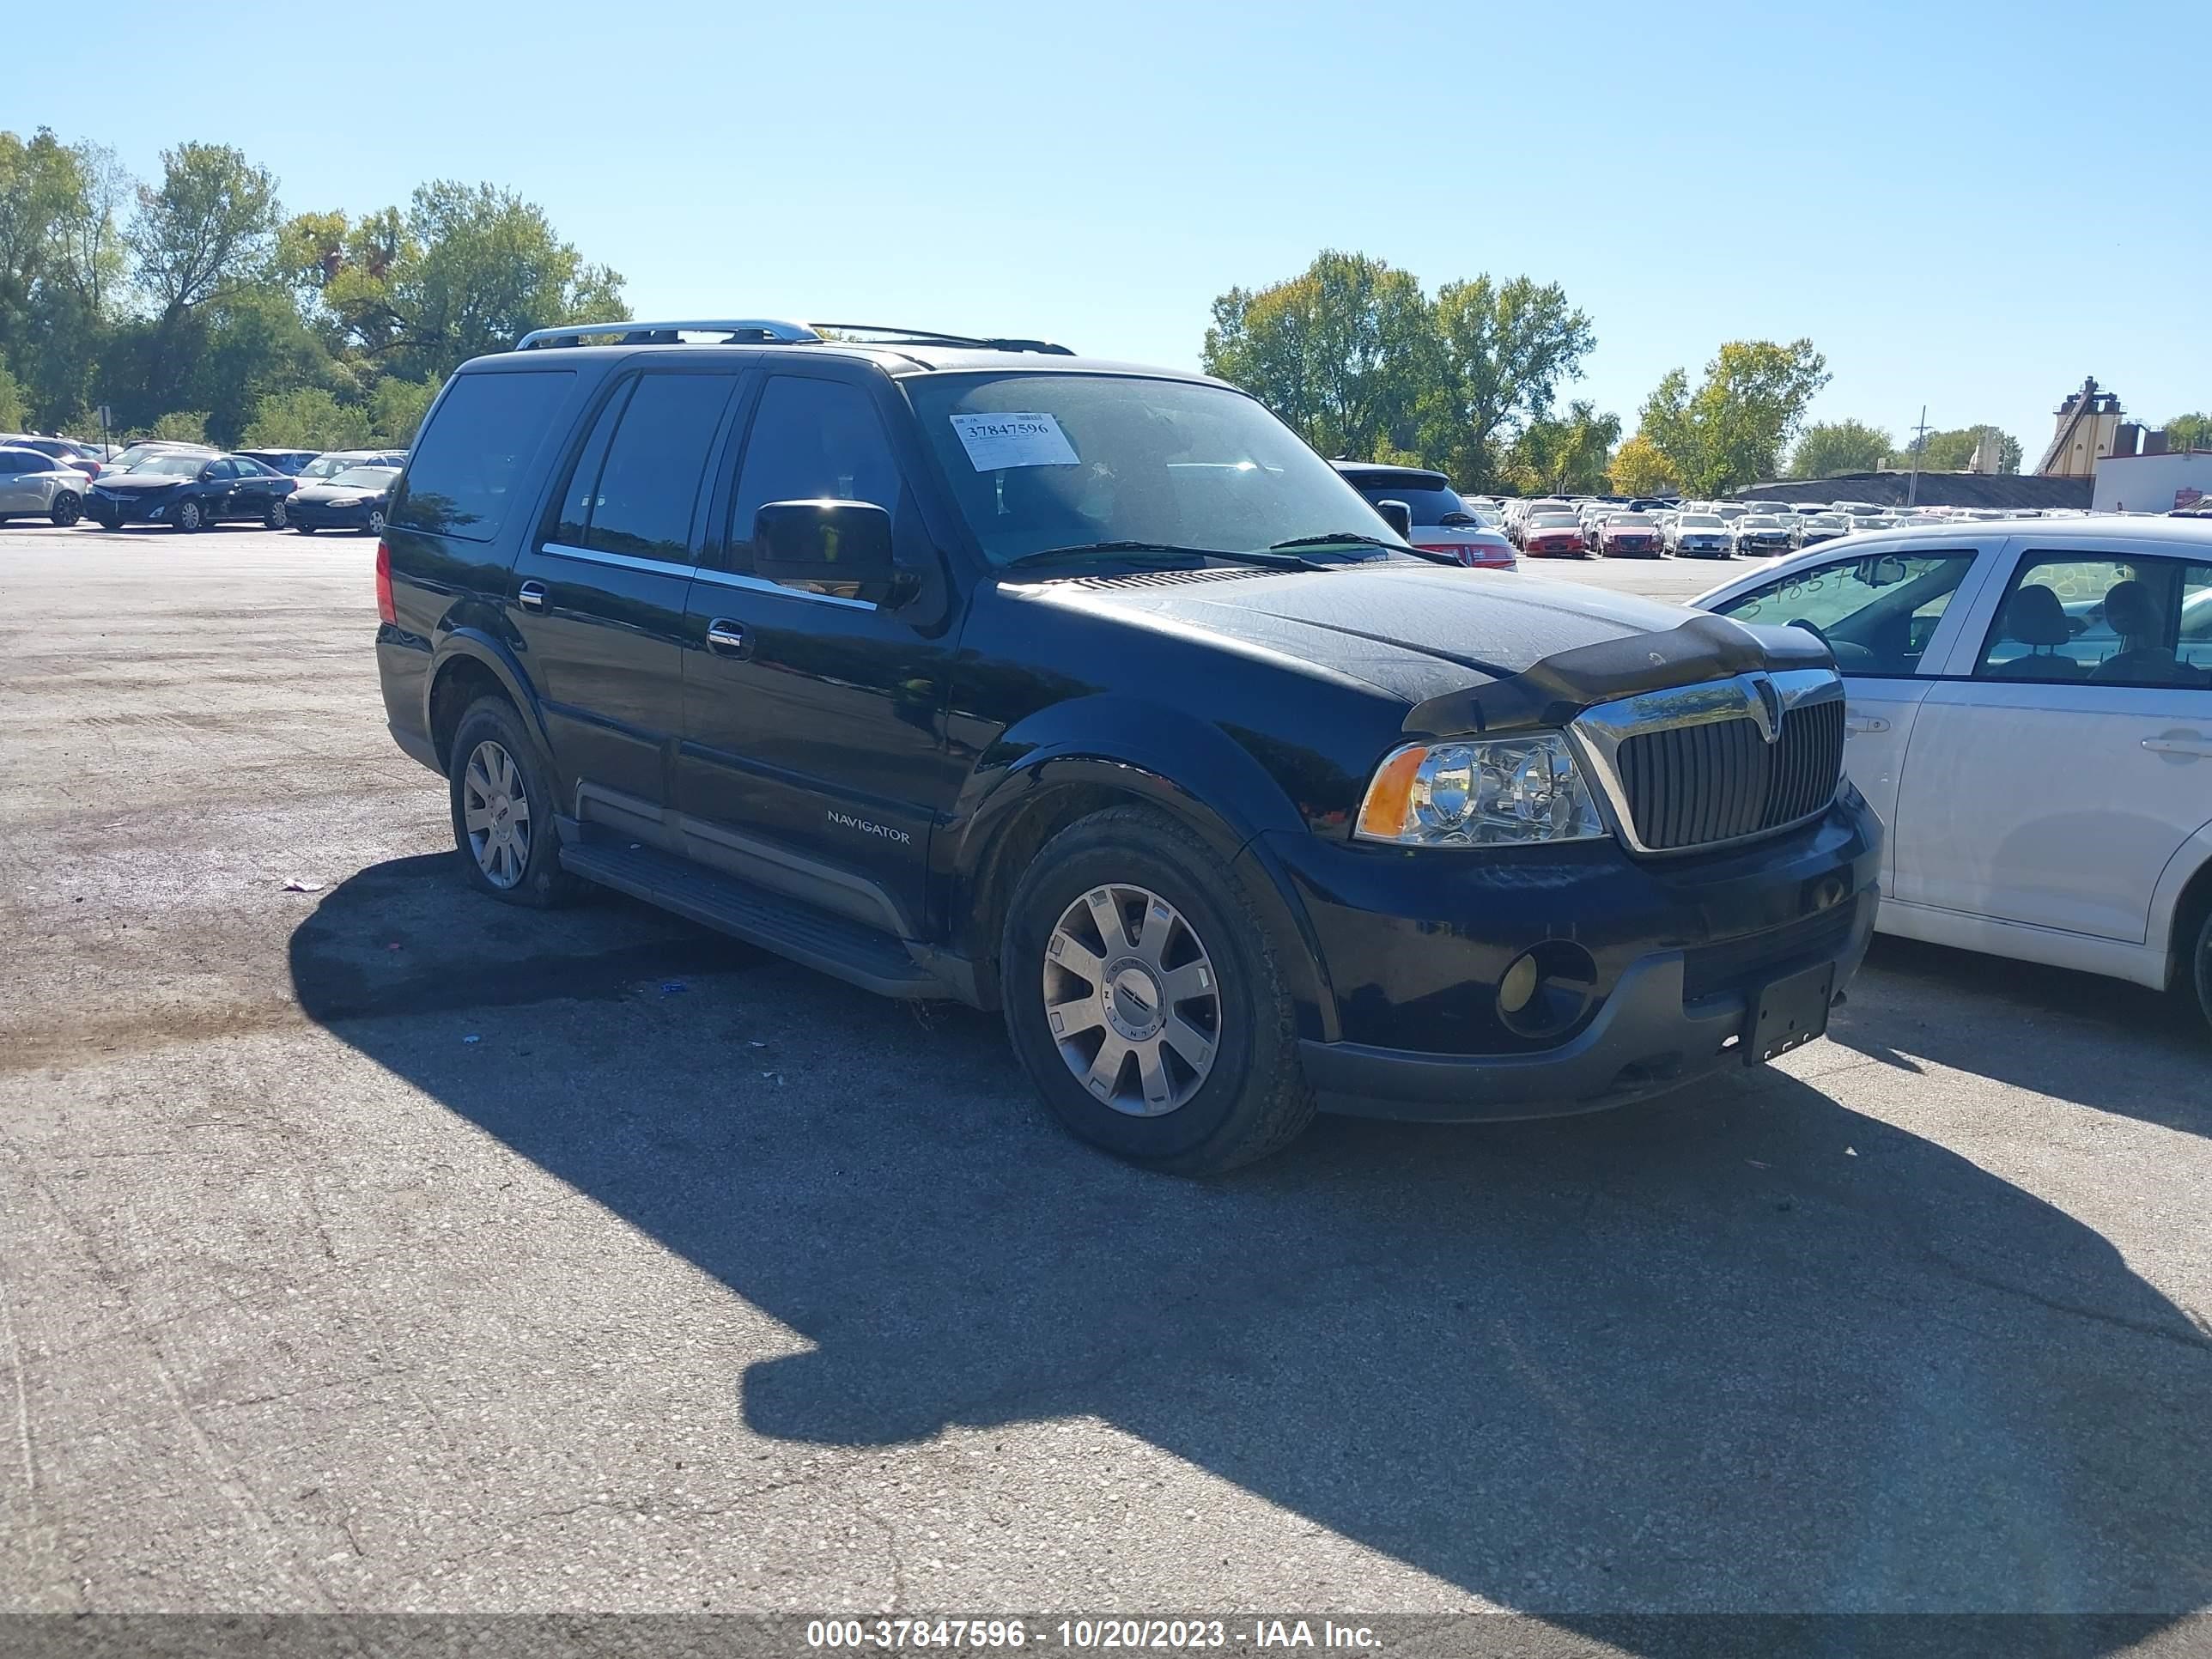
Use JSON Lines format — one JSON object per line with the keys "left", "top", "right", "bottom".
{"left": 1302, "top": 890, "right": 1877, "bottom": 1122}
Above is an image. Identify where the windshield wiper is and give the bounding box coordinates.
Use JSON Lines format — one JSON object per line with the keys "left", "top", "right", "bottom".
{"left": 1001, "top": 541, "right": 1322, "bottom": 573}
{"left": 1269, "top": 531, "right": 1453, "bottom": 566}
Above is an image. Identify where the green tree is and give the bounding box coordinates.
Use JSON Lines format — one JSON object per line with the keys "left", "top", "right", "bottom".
{"left": 1422, "top": 275, "right": 1595, "bottom": 489}
{"left": 243, "top": 385, "right": 372, "bottom": 450}
{"left": 369, "top": 375, "right": 438, "bottom": 445}
{"left": 1638, "top": 340, "right": 1830, "bottom": 497}
{"left": 1607, "top": 433, "right": 1678, "bottom": 495}
{"left": 2164, "top": 412, "right": 2212, "bottom": 453}
{"left": 1201, "top": 250, "right": 1437, "bottom": 461}
{"left": 0, "top": 129, "right": 84, "bottom": 338}
{"left": 1505, "top": 401, "right": 1620, "bottom": 496}
{"left": 0, "top": 349, "right": 26, "bottom": 428}
{"left": 1899, "top": 425, "right": 2021, "bottom": 475}
{"left": 1790, "top": 419, "right": 1893, "bottom": 478}
{"left": 147, "top": 410, "right": 210, "bottom": 442}
{"left": 126, "top": 143, "right": 281, "bottom": 322}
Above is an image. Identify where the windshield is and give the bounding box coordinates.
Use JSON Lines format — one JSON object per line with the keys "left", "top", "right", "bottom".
{"left": 904, "top": 373, "right": 1405, "bottom": 564}
{"left": 1609, "top": 514, "right": 1656, "bottom": 527}
{"left": 298, "top": 453, "right": 360, "bottom": 479}
{"left": 134, "top": 454, "right": 206, "bottom": 477}
{"left": 1529, "top": 514, "right": 1580, "bottom": 529}
{"left": 1680, "top": 514, "right": 1724, "bottom": 527}
{"left": 1741, "top": 517, "right": 1784, "bottom": 528}
{"left": 328, "top": 466, "right": 398, "bottom": 489}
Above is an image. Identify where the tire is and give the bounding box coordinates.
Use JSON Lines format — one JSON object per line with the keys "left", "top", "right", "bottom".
{"left": 294, "top": 523, "right": 317, "bottom": 535}
{"left": 2191, "top": 907, "right": 2212, "bottom": 1036}
{"left": 447, "top": 696, "right": 581, "bottom": 908}
{"left": 1000, "top": 805, "right": 1315, "bottom": 1174}
{"left": 173, "top": 498, "right": 204, "bottom": 532}
{"left": 263, "top": 496, "right": 287, "bottom": 529}
{"left": 49, "top": 493, "right": 81, "bottom": 527}
{"left": 366, "top": 507, "right": 386, "bottom": 538}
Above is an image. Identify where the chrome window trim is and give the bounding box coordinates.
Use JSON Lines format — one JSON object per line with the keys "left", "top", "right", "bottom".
{"left": 538, "top": 539, "right": 877, "bottom": 611}
{"left": 690, "top": 567, "right": 877, "bottom": 611}
{"left": 1566, "top": 669, "right": 1844, "bottom": 857}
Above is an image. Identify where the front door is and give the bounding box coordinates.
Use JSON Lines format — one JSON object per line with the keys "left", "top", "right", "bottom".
{"left": 507, "top": 368, "right": 741, "bottom": 836}
{"left": 0, "top": 452, "right": 40, "bottom": 514}
{"left": 677, "top": 370, "right": 957, "bottom": 939}
{"left": 1892, "top": 547, "right": 2212, "bottom": 941}
{"left": 1705, "top": 543, "right": 1990, "bottom": 894}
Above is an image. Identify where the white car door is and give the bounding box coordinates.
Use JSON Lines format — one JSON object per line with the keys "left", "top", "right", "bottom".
{"left": 0, "top": 452, "right": 42, "bottom": 514}
{"left": 1890, "top": 543, "right": 2212, "bottom": 944}
{"left": 1701, "top": 541, "right": 1995, "bottom": 893}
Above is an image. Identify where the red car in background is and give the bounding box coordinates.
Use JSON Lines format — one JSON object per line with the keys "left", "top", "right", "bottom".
{"left": 1596, "top": 512, "right": 1666, "bottom": 557}
{"left": 1521, "top": 512, "right": 1592, "bottom": 558}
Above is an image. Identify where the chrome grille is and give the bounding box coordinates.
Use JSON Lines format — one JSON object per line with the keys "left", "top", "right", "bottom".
{"left": 1571, "top": 671, "right": 1845, "bottom": 854}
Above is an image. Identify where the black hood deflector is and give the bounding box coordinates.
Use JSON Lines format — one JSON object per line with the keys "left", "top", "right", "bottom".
{"left": 1405, "top": 613, "right": 1834, "bottom": 737}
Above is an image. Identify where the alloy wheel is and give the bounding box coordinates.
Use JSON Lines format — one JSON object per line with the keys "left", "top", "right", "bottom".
{"left": 1042, "top": 882, "right": 1220, "bottom": 1116}
{"left": 264, "top": 498, "right": 286, "bottom": 529}
{"left": 367, "top": 507, "right": 386, "bottom": 537}
{"left": 461, "top": 739, "right": 532, "bottom": 889}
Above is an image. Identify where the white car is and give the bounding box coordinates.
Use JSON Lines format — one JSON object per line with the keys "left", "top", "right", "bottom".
{"left": 1695, "top": 520, "right": 2212, "bottom": 1024}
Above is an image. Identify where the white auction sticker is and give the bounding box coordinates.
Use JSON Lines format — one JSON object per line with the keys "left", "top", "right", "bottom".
{"left": 949, "top": 412, "right": 1079, "bottom": 471}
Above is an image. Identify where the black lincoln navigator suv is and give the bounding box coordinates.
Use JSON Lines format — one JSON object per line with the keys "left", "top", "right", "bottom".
{"left": 373, "top": 319, "right": 1881, "bottom": 1172}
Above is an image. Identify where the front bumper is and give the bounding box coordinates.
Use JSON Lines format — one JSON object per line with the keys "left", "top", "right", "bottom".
{"left": 1267, "top": 792, "right": 1881, "bottom": 1121}
{"left": 86, "top": 492, "right": 174, "bottom": 525}
{"left": 291, "top": 501, "right": 377, "bottom": 530}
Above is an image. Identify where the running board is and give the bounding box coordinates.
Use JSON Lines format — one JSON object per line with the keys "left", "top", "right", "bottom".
{"left": 559, "top": 836, "right": 947, "bottom": 999}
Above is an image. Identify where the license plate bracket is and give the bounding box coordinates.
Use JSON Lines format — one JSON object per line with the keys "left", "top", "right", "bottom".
{"left": 1747, "top": 962, "right": 1835, "bottom": 1065}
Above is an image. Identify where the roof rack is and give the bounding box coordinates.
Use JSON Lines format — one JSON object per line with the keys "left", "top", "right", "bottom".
{"left": 810, "top": 323, "right": 1075, "bottom": 356}
{"left": 513, "top": 318, "right": 1076, "bottom": 356}
{"left": 514, "top": 319, "right": 823, "bottom": 349}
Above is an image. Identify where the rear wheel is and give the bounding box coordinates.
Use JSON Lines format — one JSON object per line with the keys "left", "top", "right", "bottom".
{"left": 2191, "top": 908, "right": 2212, "bottom": 1036}
{"left": 50, "top": 493, "right": 81, "bottom": 526}
{"left": 447, "top": 696, "right": 580, "bottom": 908}
{"left": 263, "top": 496, "right": 287, "bottom": 529}
{"left": 1000, "top": 806, "right": 1314, "bottom": 1173}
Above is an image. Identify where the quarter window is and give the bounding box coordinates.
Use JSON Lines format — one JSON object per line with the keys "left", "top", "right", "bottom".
{"left": 1978, "top": 555, "right": 2212, "bottom": 689}
{"left": 1709, "top": 551, "right": 1978, "bottom": 676}
{"left": 729, "top": 376, "right": 901, "bottom": 565}
{"left": 392, "top": 368, "right": 575, "bottom": 543}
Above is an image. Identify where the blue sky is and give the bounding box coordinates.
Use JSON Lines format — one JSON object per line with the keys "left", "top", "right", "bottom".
{"left": 14, "top": 0, "right": 2205, "bottom": 457}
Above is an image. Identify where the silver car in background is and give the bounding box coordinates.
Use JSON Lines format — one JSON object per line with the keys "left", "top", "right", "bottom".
{"left": 0, "top": 444, "right": 90, "bottom": 526}
{"left": 1665, "top": 511, "right": 1735, "bottom": 557}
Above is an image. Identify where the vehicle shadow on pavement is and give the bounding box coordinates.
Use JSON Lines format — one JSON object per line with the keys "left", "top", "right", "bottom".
{"left": 1834, "top": 936, "right": 2210, "bottom": 1139}
{"left": 291, "top": 861, "right": 2212, "bottom": 1633}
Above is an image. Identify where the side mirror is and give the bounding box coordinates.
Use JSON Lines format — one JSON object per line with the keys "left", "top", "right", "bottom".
{"left": 752, "top": 500, "right": 901, "bottom": 604}
{"left": 1374, "top": 498, "right": 1414, "bottom": 539}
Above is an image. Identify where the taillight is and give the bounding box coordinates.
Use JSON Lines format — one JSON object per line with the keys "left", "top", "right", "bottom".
{"left": 374, "top": 539, "right": 395, "bottom": 624}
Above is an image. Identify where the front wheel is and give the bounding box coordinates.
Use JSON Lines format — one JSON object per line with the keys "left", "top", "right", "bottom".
{"left": 294, "top": 523, "right": 318, "bottom": 535}
{"left": 50, "top": 493, "right": 82, "bottom": 526}
{"left": 365, "top": 507, "right": 386, "bottom": 537}
{"left": 1000, "top": 806, "right": 1314, "bottom": 1173}
{"left": 173, "top": 499, "right": 204, "bottom": 532}
{"left": 263, "top": 496, "right": 287, "bottom": 529}
{"left": 447, "top": 696, "right": 580, "bottom": 908}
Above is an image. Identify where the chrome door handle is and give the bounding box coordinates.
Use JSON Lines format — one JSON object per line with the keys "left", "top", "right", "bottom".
{"left": 2142, "top": 732, "right": 2212, "bottom": 758}
{"left": 516, "top": 580, "right": 547, "bottom": 611}
{"left": 706, "top": 617, "right": 747, "bottom": 654}
{"left": 1844, "top": 714, "right": 1890, "bottom": 735}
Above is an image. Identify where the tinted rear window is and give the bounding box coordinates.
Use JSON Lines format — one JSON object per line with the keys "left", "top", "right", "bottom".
{"left": 1353, "top": 483, "right": 1468, "bottom": 524}
{"left": 393, "top": 369, "right": 574, "bottom": 542}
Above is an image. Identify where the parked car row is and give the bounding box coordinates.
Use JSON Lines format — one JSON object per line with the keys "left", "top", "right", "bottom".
{"left": 1481, "top": 490, "right": 2101, "bottom": 561}
{"left": 0, "top": 436, "right": 404, "bottom": 535}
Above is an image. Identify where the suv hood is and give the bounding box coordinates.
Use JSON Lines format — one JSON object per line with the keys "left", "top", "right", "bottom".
{"left": 1033, "top": 562, "right": 1829, "bottom": 730}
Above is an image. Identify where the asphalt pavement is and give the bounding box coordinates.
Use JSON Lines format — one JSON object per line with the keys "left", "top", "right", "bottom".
{"left": 3, "top": 525, "right": 2209, "bottom": 1644}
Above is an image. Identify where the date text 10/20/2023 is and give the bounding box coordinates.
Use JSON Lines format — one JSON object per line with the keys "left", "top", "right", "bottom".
{"left": 804, "top": 1620, "right": 1382, "bottom": 1650}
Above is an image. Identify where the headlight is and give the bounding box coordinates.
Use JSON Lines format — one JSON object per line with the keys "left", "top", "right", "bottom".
{"left": 1355, "top": 733, "right": 1608, "bottom": 847}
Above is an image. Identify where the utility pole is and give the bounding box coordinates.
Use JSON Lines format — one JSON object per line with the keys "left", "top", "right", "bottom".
{"left": 1906, "top": 405, "right": 1932, "bottom": 507}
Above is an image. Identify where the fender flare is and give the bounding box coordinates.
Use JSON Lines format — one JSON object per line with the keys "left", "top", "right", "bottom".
{"left": 945, "top": 696, "right": 1339, "bottom": 1037}
{"left": 422, "top": 625, "right": 554, "bottom": 770}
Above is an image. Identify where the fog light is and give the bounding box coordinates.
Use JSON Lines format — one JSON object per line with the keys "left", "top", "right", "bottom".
{"left": 1498, "top": 952, "right": 1540, "bottom": 1015}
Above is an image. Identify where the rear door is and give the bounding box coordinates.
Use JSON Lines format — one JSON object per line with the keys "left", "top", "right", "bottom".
{"left": 1891, "top": 544, "right": 2212, "bottom": 940}
{"left": 1704, "top": 542, "right": 1992, "bottom": 891}
{"left": 507, "top": 368, "right": 743, "bottom": 836}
